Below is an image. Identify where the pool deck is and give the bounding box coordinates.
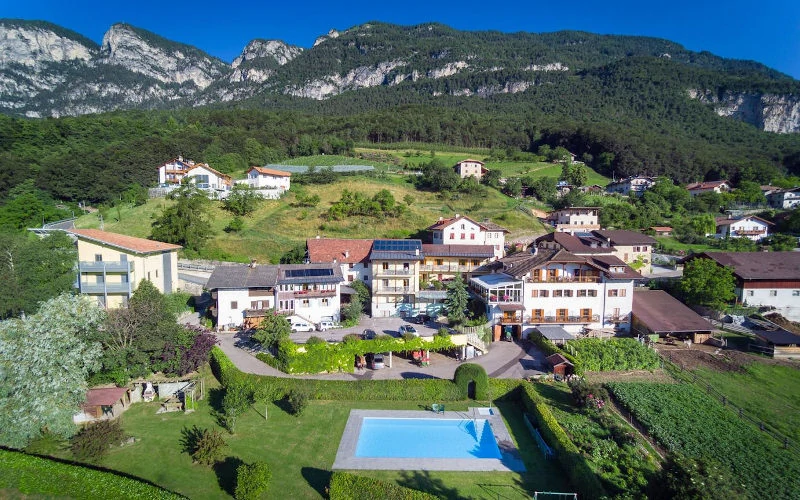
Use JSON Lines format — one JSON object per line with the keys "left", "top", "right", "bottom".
{"left": 332, "top": 408, "right": 526, "bottom": 472}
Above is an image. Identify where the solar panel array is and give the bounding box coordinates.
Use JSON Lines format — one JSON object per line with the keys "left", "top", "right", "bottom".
{"left": 285, "top": 268, "right": 334, "bottom": 279}
{"left": 373, "top": 240, "right": 422, "bottom": 252}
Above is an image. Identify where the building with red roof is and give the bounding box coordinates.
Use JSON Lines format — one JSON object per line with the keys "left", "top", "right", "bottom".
{"left": 427, "top": 214, "right": 508, "bottom": 259}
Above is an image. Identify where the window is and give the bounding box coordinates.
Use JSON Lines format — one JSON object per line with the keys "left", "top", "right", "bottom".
{"left": 155, "top": 270, "right": 159, "bottom": 278}
{"left": 435, "top": 259, "right": 443, "bottom": 265}
{"left": 472, "top": 260, "right": 480, "bottom": 266}
{"left": 548, "top": 269, "right": 557, "bottom": 281}
{"left": 556, "top": 309, "right": 568, "bottom": 319}
{"left": 459, "top": 259, "right": 467, "bottom": 266}
{"left": 349, "top": 263, "right": 354, "bottom": 269}
{"left": 461, "top": 224, "right": 465, "bottom": 230}
{"left": 301, "top": 299, "right": 310, "bottom": 306}
{"left": 382, "top": 279, "right": 389, "bottom": 287}
{"left": 588, "top": 290, "right": 597, "bottom": 297}
{"left": 793, "top": 290, "right": 800, "bottom": 296}
{"left": 461, "top": 233, "right": 466, "bottom": 239}
{"left": 581, "top": 308, "right": 592, "bottom": 319}
{"left": 95, "top": 254, "right": 103, "bottom": 262}
{"left": 577, "top": 290, "right": 587, "bottom": 297}
{"left": 382, "top": 262, "right": 389, "bottom": 270}
{"left": 564, "top": 290, "right": 573, "bottom": 297}
{"left": 608, "top": 289, "right": 619, "bottom": 297}
{"left": 532, "top": 270, "right": 541, "bottom": 281}
{"left": 532, "top": 309, "right": 544, "bottom": 320}
{"left": 321, "top": 298, "right": 329, "bottom": 306}
{"left": 231, "top": 301, "right": 238, "bottom": 309}
{"left": 531, "top": 290, "right": 539, "bottom": 298}
{"left": 120, "top": 254, "right": 127, "bottom": 262}
{"left": 450, "top": 233, "right": 455, "bottom": 239}
{"left": 96, "top": 274, "right": 104, "bottom": 284}
{"left": 348, "top": 275, "right": 354, "bottom": 282}
{"left": 620, "top": 289, "right": 627, "bottom": 297}
{"left": 470, "top": 233, "right": 475, "bottom": 240}
{"left": 770, "top": 290, "right": 778, "bottom": 297}
{"left": 540, "top": 290, "right": 549, "bottom": 297}
{"left": 147, "top": 272, "right": 151, "bottom": 281}
{"left": 553, "top": 290, "right": 563, "bottom": 297}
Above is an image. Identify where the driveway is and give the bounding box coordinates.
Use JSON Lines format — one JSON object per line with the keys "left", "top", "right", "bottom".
{"left": 215, "top": 318, "right": 548, "bottom": 380}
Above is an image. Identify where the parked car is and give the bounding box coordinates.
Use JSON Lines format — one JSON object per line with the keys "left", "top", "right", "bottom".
{"left": 316, "top": 320, "right": 337, "bottom": 331}
{"left": 290, "top": 320, "right": 314, "bottom": 332}
{"left": 398, "top": 324, "right": 419, "bottom": 337}
{"left": 362, "top": 329, "right": 377, "bottom": 340}
{"left": 366, "top": 353, "right": 385, "bottom": 369}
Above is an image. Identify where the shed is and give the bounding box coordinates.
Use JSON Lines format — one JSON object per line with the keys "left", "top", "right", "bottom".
{"left": 632, "top": 289, "right": 714, "bottom": 343}
{"left": 752, "top": 330, "right": 800, "bottom": 359}
{"left": 546, "top": 353, "right": 574, "bottom": 376}
{"left": 82, "top": 387, "right": 129, "bottom": 420}
{"left": 535, "top": 325, "right": 575, "bottom": 345}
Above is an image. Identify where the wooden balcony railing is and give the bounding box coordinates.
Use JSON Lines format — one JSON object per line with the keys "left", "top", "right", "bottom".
{"left": 605, "top": 314, "right": 630, "bottom": 323}
{"left": 526, "top": 276, "right": 601, "bottom": 283}
{"left": 374, "top": 268, "right": 415, "bottom": 277}
{"left": 500, "top": 316, "right": 523, "bottom": 325}
{"left": 527, "top": 314, "right": 600, "bottom": 324}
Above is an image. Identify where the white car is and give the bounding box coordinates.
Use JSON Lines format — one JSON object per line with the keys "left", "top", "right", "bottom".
{"left": 316, "top": 321, "right": 337, "bottom": 331}
{"left": 290, "top": 321, "right": 314, "bottom": 332}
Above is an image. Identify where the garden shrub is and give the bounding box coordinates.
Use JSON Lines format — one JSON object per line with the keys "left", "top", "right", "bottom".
{"left": 305, "top": 336, "right": 326, "bottom": 347}
{"left": 222, "top": 380, "right": 253, "bottom": 433}
{"left": 286, "top": 389, "right": 309, "bottom": 416}
{"left": 567, "top": 338, "right": 659, "bottom": 371}
{"left": 234, "top": 461, "right": 272, "bottom": 500}
{"left": 329, "top": 472, "right": 437, "bottom": 500}
{"left": 192, "top": 428, "right": 227, "bottom": 466}
{"left": 453, "top": 363, "right": 488, "bottom": 400}
{"left": 70, "top": 419, "right": 127, "bottom": 462}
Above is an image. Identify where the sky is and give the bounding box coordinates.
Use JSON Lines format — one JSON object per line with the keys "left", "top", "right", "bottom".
{"left": 4, "top": 0, "right": 800, "bottom": 79}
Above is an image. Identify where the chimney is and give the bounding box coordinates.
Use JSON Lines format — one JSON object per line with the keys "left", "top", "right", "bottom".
{"left": 344, "top": 250, "right": 350, "bottom": 259}
{"left": 249, "top": 259, "right": 257, "bottom": 268}
{"left": 316, "top": 235, "right": 321, "bottom": 239}
{"left": 455, "top": 213, "right": 460, "bottom": 218}
{"left": 415, "top": 248, "right": 420, "bottom": 256}
{"left": 438, "top": 217, "right": 444, "bottom": 221}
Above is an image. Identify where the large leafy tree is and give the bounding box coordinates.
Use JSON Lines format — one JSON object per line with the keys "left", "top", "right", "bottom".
{"left": 678, "top": 258, "right": 736, "bottom": 309}
{"left": 222, "top": 184, "right": 261, "bottom": 216}
{"left": 151, "top": 184, "right": 213, "bottom": 252}
{"left": 0, "top": 231, "right": 77, "bottom": 319}
{"left": 445, "top": 273, "right": 469, "bottom": 325}
{"left": 0, "top": 294, "right": 105, "bottom": 448}
{"left": 252, "top": 310, "right": 292, "bottom": 349}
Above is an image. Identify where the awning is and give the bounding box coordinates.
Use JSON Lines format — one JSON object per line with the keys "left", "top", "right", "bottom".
{"left": 340, "top": 285, "right": 357, "bottom": 295}
{"left": 536, "top": 326, "right": 575, "bottom": 341}
{"left": 417, "top": 290, "right": 448, "bottom": 300}
{"left": 498, "top": 303, "right": 524, "bottom": 311}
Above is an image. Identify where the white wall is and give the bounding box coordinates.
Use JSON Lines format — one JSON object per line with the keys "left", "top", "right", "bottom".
{"left": 741, "top": 286, "right": 800, "bottom": 310}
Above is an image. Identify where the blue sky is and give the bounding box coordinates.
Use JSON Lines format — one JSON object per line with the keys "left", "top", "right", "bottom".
{"left": 4, "top": 0, "right": 800, "bottom": 79}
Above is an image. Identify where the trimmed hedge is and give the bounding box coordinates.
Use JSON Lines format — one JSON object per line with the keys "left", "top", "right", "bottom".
{"left": 0, "top": 448, "right": 182, "bottom": 499}
{"left": 329, "top": 472, "right": 437, "bottom": 500}
{"left": 530, "top": 334, "right": 582, "bottom": 374}
{"left": 453, "top": 363, "right": 489, "bottom": 400}
{"left": 519, "top": 383, "right": 607, "bottom": 500}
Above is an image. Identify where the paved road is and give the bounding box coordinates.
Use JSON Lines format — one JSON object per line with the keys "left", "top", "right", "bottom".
{"left": 215, "top": 318, "right": 548, "bottom": 380}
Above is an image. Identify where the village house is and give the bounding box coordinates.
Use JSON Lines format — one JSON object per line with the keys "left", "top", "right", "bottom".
{"left": 545, "top": 207, "right": 601, "bottom": 234}
{"left": 453, "top": 159, "right": 487, "bottom": 180}
{"left": 469, "top": 247, "right": 640, "bottom": 338}
{"left": 593, "top": 230, "right": 658, "bottom": 274}
{"left": 767, "top": 187, "right": 800, "bottom": 210}
{"left": 156, "top": 157, "right": 233, "bottom": 197}
{"left": 605, "top": 176, "right": 656, "bottom": 196}
{"left": 70, "top": 229, "right": 181, "bottom": 309}
{"left": 238, "top": 166, "right": 292, "bottom": 199}
{"left": 714, "top": 215, "right": 772, "bottom": 242}
{"left": 206, "top": 262, "right": 341, "bottom": 329}
{"left": 427, "top": 215, "right": 508, "bottom": 259}
{"left": 306, "top": 237, "right": 373, "bottom": 285}
{"left": 369, "top": 240, "right": 423, "bottom": 318}
{"left": 650, "top": 226, "right": 673, "bottom": 237}
{"left": 685, "top": 180, "right": 731, "bottom": 196}
{"left": 689, "top": 252, "right": 800, "bottom": 321}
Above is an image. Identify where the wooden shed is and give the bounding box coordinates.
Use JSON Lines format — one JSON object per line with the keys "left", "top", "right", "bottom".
{"left": 82, "top": 387, "right": 129, "bottom": 420}
{"left": 546, "top": 353, "right": 575, "bottom": 377}
{"left": 632, "top": 289, "right": 714, "bottom": 344}
{"left": 752, "top": 330, "right": 800, "bottom": 359}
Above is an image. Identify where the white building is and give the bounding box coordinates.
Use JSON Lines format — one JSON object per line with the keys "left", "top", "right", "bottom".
{"left": 605, "top": 176, "right": 656, "bottom": 196}
{"left": 156, "top": 157, "right": 232, "bottom": 197}
{"left": 686, "top": 180, "right": 731, "bottom": 196}
{"left": 453, "top": 159, "right": 487, "bottom": 180}
{"left": 768, "top": 187, "right": 800, "bottom": 209}
{"left": 470, "top": 248, "right": 640, "bottom": 337}
{"left": 714, "top": 215, "right": 772, "bottom": 242}
{"left": 306, "top": 237, "right": 374, "bottom": 286}
{"left": 238, "top": 166, "right": 292, "bottom": 199}
{"left": 427, "top": 215, "right": 508, "bottom": 259}
{"left": 545, "top": 207, "right": 601, "bottom": 234}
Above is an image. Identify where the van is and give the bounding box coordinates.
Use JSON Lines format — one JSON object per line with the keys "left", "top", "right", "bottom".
{"left": 316, "top": 320, "right": 336, "bottom": 331}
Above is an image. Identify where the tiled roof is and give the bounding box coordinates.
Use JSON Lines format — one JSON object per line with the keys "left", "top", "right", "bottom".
{"left": 69, "top": 229, "right": 182, "bottom": 254}
{"left": 84, "top": 387, "right": 128, "bottom": 407}
{"left": 206, "top": 264, "right": 279, "bottom": 289}
{"left": 686, "top": 180, "right": 729, "bottom": 190}
{"left": 187, "top": 163, "right": 232, "bottom": 181}
{"left": 427, "top": 215, "right": 508, "bottom": 233}
{"left": 546, "top": 353, "right": 574, "bottom": 366}
{"left": 422, "top": 244, "right": 494, "bottom": 258}
{"left": 593, "top": 230, "right": 657, "bottom": 246}
{"left": 307, "top": 238, "right": 373, "bottom": 264}
{"left": 632, "top": 290, "right": 713, "bottom": 333}
{"left": 589, "top": 255, "right": 643, "bottom": 279}
{"left": 714, "top": 216, "right": 773, "bottom": 227}
{"left": 249, "top": 166, "right": 291, "bottom": 177}
{"left": 650, "top": 226, "right": 673, "bottom": 232}
{"left": 697, "top": 252, "right": 800, "bottom": 281}
{"left": 455, "top": 159, "right": 485, "bottom": 165}
{"left": 534, "top": 232, "right": 609, "bottom": 254}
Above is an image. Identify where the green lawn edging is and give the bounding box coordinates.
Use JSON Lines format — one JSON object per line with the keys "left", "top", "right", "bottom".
{"left": 329, "top": 471, "right": 437, "bottom": 499}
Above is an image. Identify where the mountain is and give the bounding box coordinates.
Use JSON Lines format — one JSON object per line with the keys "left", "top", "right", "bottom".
{"left": 0, "top": 19, "right": 799, "bottom": 133}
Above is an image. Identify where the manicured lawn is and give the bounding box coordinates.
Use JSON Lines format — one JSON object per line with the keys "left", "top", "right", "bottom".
{"left": 693, "top": 362, "right": 800, "bottom": 442}
{"left": 654, "top": 236, "right": 717, "bottom": 255}
{"left": 56, "top": 393, "right": 568, "bottom": 499}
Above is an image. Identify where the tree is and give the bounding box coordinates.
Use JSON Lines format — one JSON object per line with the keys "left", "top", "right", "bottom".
{"left": 252, "top": 310, "right": 292, "bottom": 348}
{"left": 223, "top": 184, "right": 262, "bottom": 216}
{"left": 766, "top": 233, "right": 797, "bottom": 251}
{"left": 445, "top": 273, "right": 469, "bottom": 325}
{"left": 341, "top": 295, "right": 363, "bottom": 324}
{"left": 678, "top": 258, "right": 736, "bottom": 309}
{"left": 151, "top": 184, "right": 213, "bottom": 252}
{"left": 568, "top": 164, "right": 588, "bottom": 187}
{"left": 280, "top": 245, "right": 306, "bottom": 264}
{"left": 0, "top": 294, "right": 104, "bottom": 448}
{"left": 235, "top": 461, "right": 272, "bottom": 500}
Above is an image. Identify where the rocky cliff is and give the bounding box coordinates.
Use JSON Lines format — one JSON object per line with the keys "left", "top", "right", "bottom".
{"left": 689, "top": 89, "right": 800, "bottom": 134}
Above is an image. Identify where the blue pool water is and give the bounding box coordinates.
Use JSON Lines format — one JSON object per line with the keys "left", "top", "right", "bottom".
{"left": 355, "top": 418, "right": 503, "bottom": 459}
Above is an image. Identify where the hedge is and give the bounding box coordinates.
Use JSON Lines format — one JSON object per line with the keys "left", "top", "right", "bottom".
{"left": 530, "top": 334, "right": 583, "bottom": 374}
{"left": 453, "top": 363, "right": 489, "bottom": 400}
{"left": 329, "top": 472, "right": 437, "bottom": 500}
{"left": 566, "top": 338, "right": 660, "bottom": 371}
{"left": 0, "top": 448, "right": 182, "bottom": 499}
{"left": 519, "top": 384, "right": 606, "bottom": 500}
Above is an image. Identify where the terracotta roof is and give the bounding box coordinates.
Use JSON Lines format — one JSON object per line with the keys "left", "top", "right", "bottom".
{"left": 714, "top": 216, "right": 773, "bottom": 227}
{"left": 593, "top": 230, "right": 657, "bottom": 246}
{"left": 187, "top": 163, "right": 232, "bottom": 181}
{"left": 422, "top": 244, "right": 494, "bottom": 258}
{"left": 696, "top": 252, "right": 800, "bottom": 281}
{"left": 686, "top": 180, "right": 729, "bottom": 190}
{"left": 650, "top": 226, "right": 673, "bottom": 232}
{"left": 307, "top": 238, "right": 373, "bottom": 264}
{"left": 427, "top": 215, "right": 509, "bottom": 233}
{"left": 455, "top": 159, "right": 485, "bottom": 165}
{"left": 546, "top": 353, "right": 574, "bottom": 366}
{"left": 70, "top": 229, "right": 182, "bottom": 254}
{"left": 248, "top": 166, "right": 291, "bottom": 177}
{"left": 84, "top": 387, "right": 128, "bottom": 407}
{"left": 632, "top": 290, "right": 714, "bottom": 333}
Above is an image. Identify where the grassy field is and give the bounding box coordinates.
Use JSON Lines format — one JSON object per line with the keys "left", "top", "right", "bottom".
{"left": 76, "top": 176, "right": 547, "bottom": 262}
{"left": 30, "top": 376, "right": 569, "bottom": 498}
{"left": 654, "top": 236, "right": 717, "bottom": 255}
{"left": 693, "top": 362, "right": 800, "bottom": 442}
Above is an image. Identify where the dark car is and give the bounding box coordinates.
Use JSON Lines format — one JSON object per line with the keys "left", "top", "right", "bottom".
{"left": 362, "top": 329, "right": 377, "bottom": 340}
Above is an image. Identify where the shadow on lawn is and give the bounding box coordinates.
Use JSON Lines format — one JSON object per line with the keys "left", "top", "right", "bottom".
{"left": 397, "top": 470, "right": 462, "bottom": 499}
{"left": 301, "top": 467, "right": 332, "bottom": 497}
{"left": 214, "top": 456, "right": 244, "bottom": 496}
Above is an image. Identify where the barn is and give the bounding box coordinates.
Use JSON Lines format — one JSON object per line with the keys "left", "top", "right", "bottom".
{"left": 632, "top": 289, "right": 715, "bottom": 344}
{"left": 752, "top": 329, "right": 800, "bottom": 359}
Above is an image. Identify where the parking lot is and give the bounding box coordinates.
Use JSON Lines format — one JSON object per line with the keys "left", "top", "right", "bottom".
{"left": 287, "top": 316, "right": 443, "bottom": 344}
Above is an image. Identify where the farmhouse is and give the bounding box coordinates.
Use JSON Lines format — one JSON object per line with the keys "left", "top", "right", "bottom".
{"left": 631, "top": 289, "right": 714, "bottom": 344}
{"left": 545, "top": 207, "right": 601, "bottom": 234}
{"left": 70, "top": 229, "right": 181, "bottom": 309}
{"left": 767, "top": 187, "right": 800, "bottom": 209}
{"left": 156, "top": 157, "right": 233, "bottom": 196}
{"left": 605, "top": 176, "right": 656, "bottom": 196}
{"left": 239, "top": 166, "right": 291, "bottom": 198}
{"left": 714, "top": 215, "right": 772, "bottom": 242}
{"left": 306, "top": 237, "right": 373, "bottom": 285}
{"left": 427, "top": 214, "right": 508, "bottom": 259}
{"left": 685, "top": 180, "right": 730, "bottom": 196}
{"left": 453, "top": 159, "right": 487, "bottom": 180}
{"left": 593, "top": 230, "right": 657, "bottom": 273}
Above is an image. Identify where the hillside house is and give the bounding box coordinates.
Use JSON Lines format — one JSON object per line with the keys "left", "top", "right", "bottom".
{"left": 605, "top": 176, "right": 656, "bottom": 196}
{"left": 685, "top": 180, "right": 731, "bottom": 196}
{"left": 157, "top": 157, "right": 194, "bottom": 185}
{"left": 545, "top": 207, "right": 601, "bottom": 234}
{"left": 714, "top": 215, "right": 772, "bottom": 242}
{"left": 306, "top": 237, "right": 373, "bottom": 285}
{"left": 470, "top": 248, "right": 640, "bottom": 338}
{"left": 453, "top": 159, "right": 487, "bottom": 180}
{"left": 650, "top": 226, "right": 673, "bottom": 236}
{"left": 70, "top": 229, "right": 181, "bottom": 309}
{"left": 239, "top": 166, "right": 291, "bottom": 199}
{"left": 370, "top": 240, "right": 423, "bottom": 317}
{"left": 593, "top": 230, "right": 657, "bottom": 274}
{"left": 427, "top": 215, "right": 508, "bottom": 259}
{"left": 156, "top": 157, "right": 233, "bottom": 197}
{"left": 767, "top": 187, "right": 800, "bottom": 209}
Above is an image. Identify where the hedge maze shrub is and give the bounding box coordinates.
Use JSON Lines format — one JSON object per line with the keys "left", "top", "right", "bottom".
{"left": 234, "top": 461, "right": 272, "bottom": 500}
{"left": 70, "top": 419, "right": 127, "bottom": 462}
{"left": 453, "top": 363, "right": 488, "bottom": 400}
{"left": 328, "top": 472, "right": 437, "bottom": 500}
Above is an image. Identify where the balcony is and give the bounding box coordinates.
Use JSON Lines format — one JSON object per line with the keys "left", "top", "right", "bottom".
{"left": 374, "top": 286, "right": 412, "bottom": 294}
{"left": 78, "top": 261, "right": 133, "bottom": 273}
{"left": 291, "top": 289, "right": 336, "bottom": 298}
{"left": 733, "top": 229, "right": 766, "bottom": 236}
{"left": 374, "top": 268, "right": 415, "bottom": 277}
{"left": 528, "top": 314, "right": 600, "bottom": 324}
{"left": 79, "top": 282, "right": 131, "bottom": 294}
{"left": 526, "top": 276, "right": 600, "bottom": 284}
{"left": 605, "top": 314, "right": 630, "bottom": 323}
{"left": 420, "top": 264, "right": 475, "bottom": 273}
{"left": 500, "top": 316, "right": 523, "bottom": 325}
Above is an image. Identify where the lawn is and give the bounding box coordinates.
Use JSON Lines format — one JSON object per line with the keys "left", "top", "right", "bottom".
{"left": 692, "top": 362, "right": 800, "bottom": 442}
{"left": 32, "top": 381, "right": 569, "bottom": 498}
{"left": 654, "top": 236, "right": 717, "bottom": 255}
{"left": 75, "top": 176, "right": 547, "bottom": 263}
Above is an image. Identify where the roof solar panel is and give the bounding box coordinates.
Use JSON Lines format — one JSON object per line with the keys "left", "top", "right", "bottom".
{"left": 374, "top": 240, "right": 421, "bottom": 252}
{"left": 285, "top": 268, "right": 333, "bottom": 279}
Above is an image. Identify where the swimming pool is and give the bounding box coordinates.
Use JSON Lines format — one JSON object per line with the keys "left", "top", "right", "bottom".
{"left": 356, "top": 418, "right": 502, "bottom": 459}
